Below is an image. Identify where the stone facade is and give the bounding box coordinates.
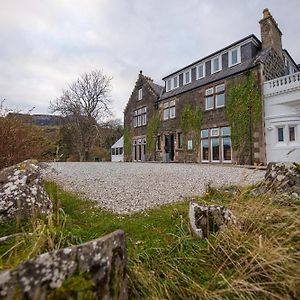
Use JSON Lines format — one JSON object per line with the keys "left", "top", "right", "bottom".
{"left": 124, "top": 9, "right": 299, "bottom": 165}
{"left": 0, "top": 230, "right": 127, "bottom": 300}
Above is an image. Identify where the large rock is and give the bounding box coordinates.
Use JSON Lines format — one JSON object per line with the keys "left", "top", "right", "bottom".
{"left": 254, "top": 162, "right": 300, "bottom": 198}
{"left": 0, "top": 230, "right": 128, "bottom": 300}
{"left": 189, "top": 203, "right": 239, "bottom": 238}
{"left": 0, "top": 160, "right": 52, "bottom": 222}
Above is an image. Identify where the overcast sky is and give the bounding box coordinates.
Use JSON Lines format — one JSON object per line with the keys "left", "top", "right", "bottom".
{"left": 0, "top": 0, "right": 299, "bottom": 120}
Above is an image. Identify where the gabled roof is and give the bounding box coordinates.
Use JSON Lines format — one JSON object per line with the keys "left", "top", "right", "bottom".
{"left": 148, "top": 81, "right": 164, "bottom": 96}
{"left": 111, "top": 136, "right": 123, "bottom": 149}
{"left": 162, "top": 34, "right": 261, "bottom": 80}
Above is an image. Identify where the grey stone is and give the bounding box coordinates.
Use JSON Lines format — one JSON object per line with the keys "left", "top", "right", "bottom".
{"left": 0, "top": 230, "right": 127, "bottom": 300}
{"left": 189, "top": 203, "right": 240, "bottom": 238}
{"left": 0, "top": 160, "right": 52, "bottom": 222}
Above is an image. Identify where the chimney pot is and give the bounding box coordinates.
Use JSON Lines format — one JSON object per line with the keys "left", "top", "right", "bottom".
{"left": 263, "top": 8, "right": 271, "bottom": 18}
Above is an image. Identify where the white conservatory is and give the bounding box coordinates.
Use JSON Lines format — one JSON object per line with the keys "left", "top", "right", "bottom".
{"left": 111, "top": 136, "right": 124, "bottom": 162}
{"left": 264, "top": 72, "right": 300, "bottom": 163}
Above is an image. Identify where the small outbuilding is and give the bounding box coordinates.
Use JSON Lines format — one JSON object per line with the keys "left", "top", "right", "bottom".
{"left": 111, "top": 136, "right": 124, "bottom": 162}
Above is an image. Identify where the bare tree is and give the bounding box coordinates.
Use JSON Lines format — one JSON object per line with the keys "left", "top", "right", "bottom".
{"left": 50, "top": 70, "right": 112, "bottom": 161}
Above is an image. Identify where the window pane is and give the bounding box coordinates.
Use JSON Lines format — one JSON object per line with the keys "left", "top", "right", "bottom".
{"left": 164, "top": 101, "right": 169, "bottom": 108}
{"left": 173, "top": 77, "right": 178, "bottom": 88}
{"left": 116, "top": 148, "right": 119, "bottom": 155}
{"left": 188, "top": 140, "right": 193, "bottom": 150}
{"left": 202, "top": 139, "right": 209, "bottom": 161}
{"left": 215, "top": 84, "right": 225, "bottom": 92}
{"left": 167, "top": 80, "right": 171, "bottom": 91}
{"left": 211, "top": 128, "right": 219, "bottom": 136}
{"left": 119, "top": 148, "right": 123, "bottom": 155}
{"left": 112, "top": 148, "right": 115, "bottom": 155}
{"left": 205, "top": 88, "right": 214, "bottom": 96}
{"left": 212, "top": 138, "right": 220, "bottom": 161}
{"left": 216, "top": 93, "right": 225, "bottom": 107}
{"left": 231, "top": 49, "right": 238, "bottom": 65}
{"left": 198, "top": 64, "right": 204, "bottom": 78}
{"left": 289, "top": 126, "right": 295, "bottom": 141}
{"left": 170, "top": 99, "right": 175, "bottom": 106}
{"left": 205, "top": 96, "right": 214, "bottom": 110}
{"left": 170, "top": 106, "right": 175, "bottom": 118}
{"left": 178, "top": 133, "right": 182, "bottom": 148}
{"left": 185, "top": 71, "right": 190, "bottom": 83}
{"left": 138, "top": 88, "right": 142, "bottom": 100}
{"left": 157, "top": 136, "right": 161, "bottom": 150}
{"left": 223, "top": 137, "right": 232, "bottom": 161}
{"left": 201, "top": 129, "right": 209, "bottom": 138}
{"left": 278, "top": 127, "right": 284, "bottom": 142}
{"left": 213, "top": 57, "right": 219, "bottom": 72}
{"left": 221, "top": 127, "right": 231, "bottom": 136}
{"left": 163, "top": 108, "right": 169, "bottom": 120}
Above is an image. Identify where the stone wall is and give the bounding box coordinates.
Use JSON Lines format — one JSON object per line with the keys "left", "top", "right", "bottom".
{"left": 0, "top": 230, "right": 127, "bottom": 300}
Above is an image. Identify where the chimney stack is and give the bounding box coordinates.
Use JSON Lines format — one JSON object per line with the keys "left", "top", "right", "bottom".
{"left": 259, "top": 8, "right": 283, "bottom": 59}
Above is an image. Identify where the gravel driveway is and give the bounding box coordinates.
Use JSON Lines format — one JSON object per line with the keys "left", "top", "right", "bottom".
{"left": 42, "top": 162, "right": 265, "bottom": 214}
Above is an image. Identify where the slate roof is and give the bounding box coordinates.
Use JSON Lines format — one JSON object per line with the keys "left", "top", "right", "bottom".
{"left": 159, "top": 58, "right": 256, "bottom": 101}
{"left": 148, "top": 80, "right": 164, "bottom": 96}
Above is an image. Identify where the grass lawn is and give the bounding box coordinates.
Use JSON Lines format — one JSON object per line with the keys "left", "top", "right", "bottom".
{"left": 0, "top": 182, "right": 299, "bottom": 299}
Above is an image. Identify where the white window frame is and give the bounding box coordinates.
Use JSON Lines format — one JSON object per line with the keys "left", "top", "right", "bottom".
{"left": 196, "top": 63, "right": 205, "bottom": 79}
{"left": 173, "top": 76, "right": 179, "bottom": 89}
{"left": 288, "top": 125, "right": 296, "bottom": 142}
{"left": 211, "top": 138, "right": 220, "bottom": 163}
{"left": 277, "top": 126, "right": 285, "bottom": 143}
{"left": 201, "top": 139, "right": 209, "bottom": 163}
{"left": 138, "top": 88, "right": 143, "bottom": 100}
{"left": 221, "top": 137, "right": 232, "bottom": 163}
{"left": 211, "top": 56, "right": 222, "bottom": 74}
{"left": 183, "top": 69, "right": 191, "bottom": 85}
{"left": 215, "top": 84, "right": 225, "bottom": 108}
{"left": 229, "top": 46, "right": 241, "bottom": 67}
{"left": 166, "top": 79, "right": 172, "bottom": 92}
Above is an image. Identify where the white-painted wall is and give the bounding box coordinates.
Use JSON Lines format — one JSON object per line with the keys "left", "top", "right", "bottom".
{"left": 111, "top": 136, "right": 124, "bottom": 162}
{"left": 264, "top": 72, "right": 300, "bottom": 163}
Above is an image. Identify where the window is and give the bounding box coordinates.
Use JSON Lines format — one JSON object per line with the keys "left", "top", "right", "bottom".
{"left": 188, "top": 140, "right": 193, "bottom": 150}
{"left": 197, "top": 63, "right": 205, "bottom": 79}
{"left": 229, "top": 47, "right": 241, "bottom": 66}
{"left": 119, "top": 148, "right": 123, "bottom": 155}
{"left": 201, "top": 127, "right": 232, "bottom": 163}
{"left": 133, "top": 107, "right": 147, "bottom": 127}
{"left": 205, "top": 84, "right": 225, "bottom": 110}
{"left": 211, "top": 56, "right": 221, "bottom": 73}
{"left": 157, "top": 135, "right": 161, "bottom": 150}
{"left": 289, "top": 126, "right": 295, "bottom": 142}
{"left": 277, "top": 127, "right": 284, "bottom": 142}
{"left": 138, "top": 88, "right": 143, "bottom": 100}
{"left": 184, "top": 70, "right": 191, "bottom": 85}
{"left": 215, "top": 84, "right": 225, "bottom": 108}
{"left": 112, "top": 148, "right": 115, "bottom": 155}
{"left": 173, "top": 76, "right": 178, "bottom": 89}
{"left": 167, "top": 79, "right": 172, "bottom": 92}
{"left": 178, "top": 132, "right": 183, "bottom": 148}
{"left": 163, "top": 99, "right": 176, "bottom": 120}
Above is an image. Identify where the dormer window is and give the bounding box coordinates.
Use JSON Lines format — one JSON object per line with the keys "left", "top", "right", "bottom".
{"left": 197, "top": 63, "right": 205, "bottom": 79}
{"left": 211, "top": 56, "right": 221, "bottom": 73}
{"left": 138, "top": 88, "right": 143, "bottom": 100}
{"left": 184, "top": 70, "right": 191, "bottom": 85}
{"left": 167, "top": 79, "right": 172, "bottom": 92}
{"left": 173, "top": 76, "right": 178, "bottom": 89}
{"left": 229, "top": 46, "right": 241, "bottom": 67}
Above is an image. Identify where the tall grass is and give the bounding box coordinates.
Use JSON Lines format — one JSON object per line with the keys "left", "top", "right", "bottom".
{"left": 0, "top": 182, "right": 299, "bottom": 299}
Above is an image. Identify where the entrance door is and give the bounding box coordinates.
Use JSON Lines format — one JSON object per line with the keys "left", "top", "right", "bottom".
{"left": 164, "top": 134, "right": 174, "bottom": 161}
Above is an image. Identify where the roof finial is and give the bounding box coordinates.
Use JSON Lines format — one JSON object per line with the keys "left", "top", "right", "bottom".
{"left": 139, "top": 70, "right": 143, "bottom": 75}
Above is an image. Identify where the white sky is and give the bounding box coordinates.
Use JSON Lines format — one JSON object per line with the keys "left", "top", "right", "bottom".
{"left": 0, "top": 0, "right": 299, "bottom": 120}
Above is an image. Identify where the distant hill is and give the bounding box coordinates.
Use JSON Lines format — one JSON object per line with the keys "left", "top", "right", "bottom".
{"left": 7, "top": 113, "right": 62, "bottom": 126}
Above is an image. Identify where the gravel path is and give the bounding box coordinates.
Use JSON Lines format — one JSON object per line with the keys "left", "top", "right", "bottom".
{"left": 42, "top": 162, "right": 265, "bottom": 214}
